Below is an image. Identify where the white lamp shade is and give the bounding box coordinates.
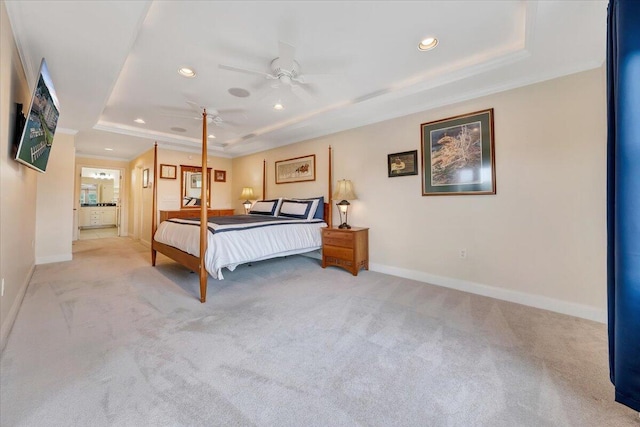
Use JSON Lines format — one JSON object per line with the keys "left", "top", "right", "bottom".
{"left": 333, "top": 180, "right": 357, "bottom": 200}
{"left": 239, "top": 187, "right": 255, "bottom": 200}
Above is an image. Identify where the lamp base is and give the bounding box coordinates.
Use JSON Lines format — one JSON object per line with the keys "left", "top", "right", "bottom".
{"left": 338, "top": 223, "right": 351, "bottom": 229}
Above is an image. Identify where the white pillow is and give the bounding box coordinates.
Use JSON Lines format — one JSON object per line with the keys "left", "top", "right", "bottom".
{"left": 249, "top": 198, "right": 282, "bottom": 216}
{"left": 279, "top": 199, "right": 319, "bottom": 220}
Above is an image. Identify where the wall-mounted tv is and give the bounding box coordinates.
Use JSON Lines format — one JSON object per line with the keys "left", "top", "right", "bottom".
{"left": 14, "top": 58, "right": 60, "bottom": 173}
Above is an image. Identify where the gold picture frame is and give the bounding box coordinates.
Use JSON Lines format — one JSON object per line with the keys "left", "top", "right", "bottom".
{"left": 275, "top": 154, "right": 316, "bottom": 184}
{"left": 142, "top": 168, "right": 149, "bottom": 188}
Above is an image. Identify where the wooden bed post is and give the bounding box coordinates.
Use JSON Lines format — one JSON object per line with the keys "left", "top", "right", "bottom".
{"left": 199, "top": 110, "right": 209, "bottom": 303}
{"left": 262, "top": 159, "right": 266, "bottom": 199}
{"left": 151, "top": 142, "right": 158, "bottom": 265}
{"left": 328, "top": 145, "right": 333, "bottom": 227}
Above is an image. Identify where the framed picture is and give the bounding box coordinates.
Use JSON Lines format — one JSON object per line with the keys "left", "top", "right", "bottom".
{"left": 388, "top": 150, "right": 418, "bottom": 177}
{"left": 160, "top": 164, "right": 177, "bottom": 179}
{"left": 214, "top": 169, "right": 226, "bottom": 182}
{"left": 142, "top": 168, "right": 149, "bottom": 188}
{"left": 275, "top": 154, "right": 316, "bottom": 184}
{"left": 421, "top": 108, "right": 496, "bottom": 196}
{"left": 190, "top": 173, "right": 202, "bottom": 188}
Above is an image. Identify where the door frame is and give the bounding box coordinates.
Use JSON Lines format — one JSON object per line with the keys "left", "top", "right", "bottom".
{"left": 74, "top": 164, "right": 127, "bottom": 240}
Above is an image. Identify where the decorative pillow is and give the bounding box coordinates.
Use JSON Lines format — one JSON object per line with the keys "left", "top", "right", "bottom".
{"left": 279, "top": 199, "right": 317, "bottom": 220}
{"left": 249, "top": 198, "right": 282, "bottom": 216}
{"left": 293, "top": 196, "right": 324, "bottom": 220}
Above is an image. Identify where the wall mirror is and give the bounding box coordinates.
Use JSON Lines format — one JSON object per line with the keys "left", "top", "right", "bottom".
{"left": 181, "top": 165, "right": 212, "bottom": 208}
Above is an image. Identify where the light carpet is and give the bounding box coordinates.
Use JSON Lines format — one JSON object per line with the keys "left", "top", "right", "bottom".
{"left": 1, "top": 237, "right": 638, "bottom": 426}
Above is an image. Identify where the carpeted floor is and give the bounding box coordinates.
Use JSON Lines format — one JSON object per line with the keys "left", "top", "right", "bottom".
{"left": 1, "top": 237, "right": 638, "bottom": 426}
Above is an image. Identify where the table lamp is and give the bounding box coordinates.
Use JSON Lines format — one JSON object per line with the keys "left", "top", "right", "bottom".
{"left": 239, "top": 187, "right": 255, "bottom": 214}
{"left": 333, "top": 179, "right": 357, "bottom": 229}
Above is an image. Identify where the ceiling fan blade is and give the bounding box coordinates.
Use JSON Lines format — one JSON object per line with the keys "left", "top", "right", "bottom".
{"left": 217, "top": 108, "right": 245, "bottom": 115}
{"left": 186, "top": 100, "right": 206, "bottom": 113}
{"left": 219, "top": 63, "right": 272, "bottom": 79}
{"left": 290, "top": 84, "right": 314, "bottom": 104}
{"left": 278, "top": 41, "right": 296, "bottom": 71}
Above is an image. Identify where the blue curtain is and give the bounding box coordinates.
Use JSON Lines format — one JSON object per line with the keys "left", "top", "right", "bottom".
{"left": 607, "top": 0, "right": 640, "bottom": 413}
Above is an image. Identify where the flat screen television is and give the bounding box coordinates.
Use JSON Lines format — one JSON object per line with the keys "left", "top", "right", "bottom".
{"left": 14, "top": 58, "right": 60, "bottom": 173}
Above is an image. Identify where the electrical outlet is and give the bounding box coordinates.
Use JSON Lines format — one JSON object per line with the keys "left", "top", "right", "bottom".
{"left": 459, "top": 249, "right": 467, "bottom": 259}
{"left": 1, "top": 278, "right": 4, "bottom": 297}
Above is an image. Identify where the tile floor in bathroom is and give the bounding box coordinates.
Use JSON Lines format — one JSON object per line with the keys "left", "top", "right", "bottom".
{"left": 78, "top": 226, "right": 119, "bottom": 240}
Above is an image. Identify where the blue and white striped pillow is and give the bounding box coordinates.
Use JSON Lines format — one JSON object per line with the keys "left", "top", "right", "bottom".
{"left": 278, "top": 199, "right": 318, "bottom": 220}
{"left": 249, "top": 198, "right": 282, "bottom": 216}
{"left": 292, "top": 196, "right": 324, "bottom": 220}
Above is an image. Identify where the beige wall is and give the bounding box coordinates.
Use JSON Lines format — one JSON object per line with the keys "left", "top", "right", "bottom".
{"left": 128, "top": 149, "right": 154, "bottom": 245}
{"left": 128, "top": 147, "right": 233, "bottom": 245}
{"left": 232, "top": 67, "right": 607, "bottom": 322}
{"left": 35, "top": 132, "right": 76, "bottom": 264}
{"left": 0, "top": 0, "right": 37, "bottom": 350}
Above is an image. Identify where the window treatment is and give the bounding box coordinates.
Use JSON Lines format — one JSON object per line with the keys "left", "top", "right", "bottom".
{"left": 607, "top": 0, "right": 640, "bottom": 413}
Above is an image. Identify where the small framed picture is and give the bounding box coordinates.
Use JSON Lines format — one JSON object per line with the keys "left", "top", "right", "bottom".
{"left": 160, "top": 164, "right": 177, "bottom": 179}
{"left": 387, "top": 150, "right": 418, "bottom": 177}
{"left": 214, "top": 170, "right": 226, "bottom": 182}
{"left": 142, "top": 168, "right": 149, "bottom": 188}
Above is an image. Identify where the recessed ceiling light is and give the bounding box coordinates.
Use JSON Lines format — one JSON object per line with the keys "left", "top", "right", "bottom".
{"left": 104, "top": 148, "right": 113, "bottom": 151}
{"left": 208, "top": 134, "right": 216, "bottom": 139}
{"left": 273, "top": 103, "right": 284, "bottom": 110}
{"left": 418, "top": 37, "right": 438, "bottom": 51}
{"left": 134, "top": 118, "right": 145, "bottom": 124}
{"left": 178, "top": 67, "right": 196, "bottom": 77}
{"left": 171, "top": 127, "right": 187, "bottom": 132}
{"left": 228, "top": 87, "right": 250, "bottom": 98}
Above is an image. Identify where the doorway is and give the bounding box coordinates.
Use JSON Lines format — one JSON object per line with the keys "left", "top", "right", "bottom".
{"left": 78, "top": 167, "right": 122, "bottom": 240}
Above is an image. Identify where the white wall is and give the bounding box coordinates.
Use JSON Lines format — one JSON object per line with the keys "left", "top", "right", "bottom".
{"left": 0, "top": 0, "right": 37, "bottom": 350}
{"left": 232, "top": 67, "right": 607, "bottom": 322}
{"left": 35, "top": 132, "right": 76, "bottom": 264}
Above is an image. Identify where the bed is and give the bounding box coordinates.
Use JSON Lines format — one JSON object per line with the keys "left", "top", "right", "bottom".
{"left": 150, "top": 113, "right": 334, "bottom": 302}
{"left": 154, "top": 199, "right": 328, "bottom": 279}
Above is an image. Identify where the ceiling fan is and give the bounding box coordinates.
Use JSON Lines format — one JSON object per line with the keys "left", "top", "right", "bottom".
{"left": 162, "top": 100, "right": 245, "bottom": 129}
{"left": 219, "top": 41, "right": 318, "bottom": 103}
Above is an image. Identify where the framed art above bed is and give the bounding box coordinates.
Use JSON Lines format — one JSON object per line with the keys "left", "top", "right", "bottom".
{"left": 275, "top": 154, "right": 316, "bottom": 184}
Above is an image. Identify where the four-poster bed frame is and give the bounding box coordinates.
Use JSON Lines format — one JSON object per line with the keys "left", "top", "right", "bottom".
{"left": 151, "top": 109, "right": 333, "bottom": 302}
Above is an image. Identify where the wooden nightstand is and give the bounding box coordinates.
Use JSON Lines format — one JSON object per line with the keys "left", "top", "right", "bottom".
{"left": 321, "top": 226, "right": 369, "bottom": 276}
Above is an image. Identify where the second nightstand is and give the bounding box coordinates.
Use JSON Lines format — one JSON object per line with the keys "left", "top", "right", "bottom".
{"left": 321, "top": 226, "right": 369, "bottom": 276}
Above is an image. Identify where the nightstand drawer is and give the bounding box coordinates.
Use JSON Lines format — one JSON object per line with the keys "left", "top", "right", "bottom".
{"left": 322, "top": 234, "right": 354, "bottom": 248}
{"left": 323, "top": 245, "right": 353, "bottom": 260}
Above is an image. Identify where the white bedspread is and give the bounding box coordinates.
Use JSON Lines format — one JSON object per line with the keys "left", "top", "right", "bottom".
{"left": 154, "top": 216, "right": 326, "bottom": 279}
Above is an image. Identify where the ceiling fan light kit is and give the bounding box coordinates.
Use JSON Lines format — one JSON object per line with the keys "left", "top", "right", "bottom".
{"left": 178, "top": 67, "right": 196, "bottom": 77}
{"left": 418, "top": 37, "right": 438, "bottom": 51}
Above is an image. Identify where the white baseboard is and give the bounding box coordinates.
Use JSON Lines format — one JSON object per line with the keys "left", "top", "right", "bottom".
{"left": 369, "top": 262, "right": 607, "bottom": 324}
{"left": 35, "top": 253, "right": 72, "bottom": 265}
{"left": 0, "top": 264, "right": 35, "bottom": 353}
